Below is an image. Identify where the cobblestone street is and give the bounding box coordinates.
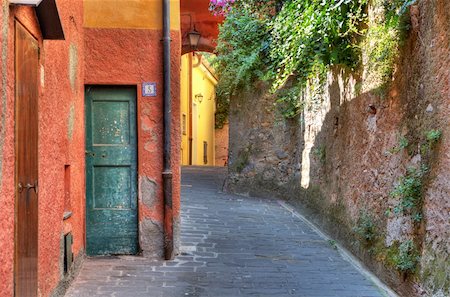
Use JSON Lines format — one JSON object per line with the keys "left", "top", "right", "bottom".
{"left": 65, "top": 167, "right": 394, "bottom": 297}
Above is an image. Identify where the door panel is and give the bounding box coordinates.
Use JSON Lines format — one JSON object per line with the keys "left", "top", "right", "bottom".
{"left": 15, "top": 22, "right": 39, "bottom": 297}
{"left": 85, "top": 86, "right": 138, "bottom": 255}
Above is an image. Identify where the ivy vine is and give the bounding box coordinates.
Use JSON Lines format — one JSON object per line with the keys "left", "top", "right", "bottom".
{"left": 212, "top": 0, "right": 417, "bottom": 127}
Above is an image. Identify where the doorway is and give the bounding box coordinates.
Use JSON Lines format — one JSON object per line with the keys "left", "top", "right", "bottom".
{"left": 85, "top": 86, "right": 138, "bottom": 255}
{"left": 14, "top": 21, "right": 39, "bottom": 297}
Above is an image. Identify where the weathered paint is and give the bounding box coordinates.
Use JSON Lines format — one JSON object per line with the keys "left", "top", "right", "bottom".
{"left": 0, "top": 3, "right": 13, "bottom": 295}
{"left": 139, "top": 218, "right": 164, "bottom": 257}
{"left": 139, "top": 176, "right": 158, "bottom": 208}
{"left": 85, "top": 86, "right": 139, "bottom": 255}
{"left": 39, "top": 0, "right": 86, "bottom": 294}
{"left": 84, "top": 17, "right": 182, "bottom": 257}
{"left": 68, "top": 43, "right": 78, "bottom": 92}
{"left": 0, "top": 1, "right": 8, "bottom": 190}
{"left": 0, "top": 0, "right": 182, "bottom": 294}
{"left": 67, "top": 102, "right": 75, "bottom": 140}
{"left": 84, "top": 0, "right": 180, "bottom": 30}
{"left": 0, "top": 1, "right": 86, "bottom": 296}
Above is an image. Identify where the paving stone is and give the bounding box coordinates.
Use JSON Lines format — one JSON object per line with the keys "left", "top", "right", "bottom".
{"left": 65, "top": 167, "right": 389, "bottom": 297}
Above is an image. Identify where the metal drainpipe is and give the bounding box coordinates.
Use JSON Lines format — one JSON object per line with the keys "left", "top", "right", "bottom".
{"left": 188, "top": 54, "right": 193, "bottom": 165}
{"left": 162, "top": 0, "right": 173, "bottom": 260}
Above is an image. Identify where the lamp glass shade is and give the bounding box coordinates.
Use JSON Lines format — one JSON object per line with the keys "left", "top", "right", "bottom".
{"left": 195, "top": 94, "right": 203, "bottom": 103}
{"left": 188, "top": 30, "right": 201, "bottom": 49}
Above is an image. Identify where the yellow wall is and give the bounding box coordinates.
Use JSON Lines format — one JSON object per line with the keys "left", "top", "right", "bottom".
{"left": 180, "top": 54, "right": 190, "bottom": 165}
{"left": 84, "top": 0, "right": 180, "bottom": 29}
{"left": 180, "top": 53, "right": 217, "bottom": 166}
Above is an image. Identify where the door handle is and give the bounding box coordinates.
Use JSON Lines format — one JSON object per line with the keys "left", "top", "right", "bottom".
{"left": 18, "top": 181, "right": 38, "bottom": 194}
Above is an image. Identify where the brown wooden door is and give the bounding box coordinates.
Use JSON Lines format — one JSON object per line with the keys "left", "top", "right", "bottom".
{"left": 15, "top": 22, "right": 39, "bottom": 297}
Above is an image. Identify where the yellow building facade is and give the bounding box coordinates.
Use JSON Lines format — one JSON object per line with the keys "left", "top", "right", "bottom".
{"left": 180, "top": 53, "right": 218, "bottom": 166}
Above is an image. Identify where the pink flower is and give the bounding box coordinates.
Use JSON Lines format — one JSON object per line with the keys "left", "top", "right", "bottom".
{"left": 209, "top": 0, "right": 235, "bottom": 16}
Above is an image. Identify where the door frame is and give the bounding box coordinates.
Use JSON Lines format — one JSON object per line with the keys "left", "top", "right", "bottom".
{"left": 84, "top": 84, "right": 139, "bottom": 255}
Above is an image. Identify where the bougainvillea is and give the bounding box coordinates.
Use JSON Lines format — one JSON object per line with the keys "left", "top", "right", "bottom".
{"left": 209, "top": 0, "right": 235, "bottom": 16}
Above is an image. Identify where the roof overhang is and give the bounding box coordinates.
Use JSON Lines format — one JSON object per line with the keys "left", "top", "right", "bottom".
{"left": 10, "top": 0, "right": 64, "bottom": 40}
{"left": 180, "top": 0, "right": 223, "bottom": 54}
{"left": 35, "top": 0, "right": 64, "bottom": 40}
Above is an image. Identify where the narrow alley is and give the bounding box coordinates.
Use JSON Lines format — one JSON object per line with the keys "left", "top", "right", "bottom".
{"left": 65, "top": 167, "right": 392, "bottom": 297}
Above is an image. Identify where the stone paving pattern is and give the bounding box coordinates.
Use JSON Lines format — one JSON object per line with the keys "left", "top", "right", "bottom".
{"left": 65, "top": 167, "right": 387, "bottom": 297}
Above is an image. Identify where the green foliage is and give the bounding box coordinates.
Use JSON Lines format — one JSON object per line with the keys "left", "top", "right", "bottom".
{"left": 328, "top": 239, "right": 338, "bottom": 250}
{"left": 425, "top": 129, "right": 442, "bottom": 144}
{"left": 232, "top": 147, "right": 251, "bottom": 173}
{"left": 421, "top": 129, "right": 442, "bottom": 154}
{"left": 213, "top": 0, "right": 417, "bottom": 123}
{"left": 213, "top": 8, "right": 270, "bottom": 128}
{"left": 391, "top": 240, "right": 420, "bottom": 273}
{"left": 275, "top": 84, "right": 303, "bottom": 118}
{"left": 214, "top": 0, "right": 368, "bottom": 122}
{"left": 268, "top": 0, "right": 368, "bottom": 116}
{"left": 389, "top": 166, "right": 427, "bottom": 222}
{"left": 363, "top": 24, "right": 399, "bottom": 90}
{"left": 269, "top": 0, "right": 367, "bottom": 91}
{"left": 362, "top": 0, "right": 414, "bottom": 93}
{"left": 388, "top": 135, "right": 409, "bottom": 154}
{"left": 313, "top": 145, "right": 326, "bottom": 164}
{"left": 353, "top": 211, "right": 377, "bottom": 242}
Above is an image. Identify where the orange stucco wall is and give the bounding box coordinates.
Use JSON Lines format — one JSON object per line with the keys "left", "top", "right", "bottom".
{"left": 0, "top": 1, "right": 85, "bottom": 296}
{"left": 84, "top": 0, "right": 180, "bottom": 30}
{"left": 84, "top": 26, "right": 181, "bottom": 256}
{"left": 0, "top": 0, "right": 182, "bottom": 295}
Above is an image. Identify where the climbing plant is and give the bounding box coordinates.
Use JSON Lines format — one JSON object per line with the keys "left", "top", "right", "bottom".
{"left": 213, "top": 7, "right": 271, "bottom": 128}
{"left": 380, "top": 129, "right": 442, "bottom": 274}
{"left": 211, "top": 0, "right": 418, "bottom": 127}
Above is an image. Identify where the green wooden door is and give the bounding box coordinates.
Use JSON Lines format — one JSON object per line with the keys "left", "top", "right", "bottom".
{"left": 85, "top": 86, "right": 138, "bottom": 255}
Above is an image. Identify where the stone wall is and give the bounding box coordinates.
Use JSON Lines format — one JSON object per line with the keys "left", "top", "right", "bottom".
{"left": 215, "top": 123, "right": 229, "bottom": 166}
{"left": 226, "top": 1, "right": 449, "bottom": 296}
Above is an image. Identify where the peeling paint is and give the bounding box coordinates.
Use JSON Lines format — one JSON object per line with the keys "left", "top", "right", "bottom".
{"left": 40, "top": 64, "right": 44, "bottom": 87}
{"left": 67, "top": 103, "right": 75, "bottom": 140}
{"left": 0, "top": 2, "right": 9, "bottom": 188}
{"left": 144, "top": 141, "right": 153, "bottom": 153}
{"left": 139, "top": 176, "right": 158, "bottom": 207}
{"left": 139, "top": 219, "right": 164, "bottom": 258}
{"left": 173, "top": 216, "right": 181, "bottom": 256}
{"left": 68, "top": 43, "right": 78, "bottom": 92}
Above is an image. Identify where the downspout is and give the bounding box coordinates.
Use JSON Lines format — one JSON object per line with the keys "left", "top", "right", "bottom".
{"left": 188, "top": 54, "right": 193, "bottom": 165}
{"left": 162, "top": 0, "right": 173, "bottom": 260}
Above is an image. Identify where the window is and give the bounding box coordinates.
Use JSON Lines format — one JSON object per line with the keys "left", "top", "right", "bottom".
{"left": 182, "top": 114, "right": 187, "bottom": 135}
{"left": 203, "top": 141, "right": 208, "bottom": 164}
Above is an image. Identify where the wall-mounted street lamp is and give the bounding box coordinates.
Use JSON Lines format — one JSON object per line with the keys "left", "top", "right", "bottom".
{"left": 9, "top": 0, "right": 43, "bottom": 5}
{"left": 195, "top": 93, "right": 204, "bottom": 103}
{"left": 188, "top": 27, "right": 201, "bottom": 51}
